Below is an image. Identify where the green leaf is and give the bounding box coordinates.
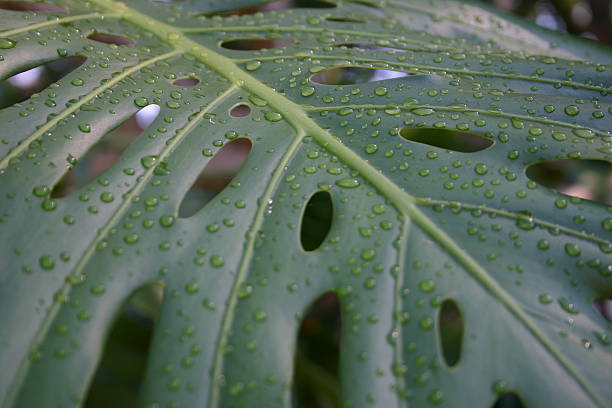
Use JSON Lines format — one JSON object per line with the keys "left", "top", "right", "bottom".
{"left": 0, "top": 0, "right": 610, "bottom": 407}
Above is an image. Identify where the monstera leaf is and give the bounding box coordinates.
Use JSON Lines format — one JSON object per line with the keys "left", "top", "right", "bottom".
{"left": 0, "top": 0, "right": 610, "bottom": 407}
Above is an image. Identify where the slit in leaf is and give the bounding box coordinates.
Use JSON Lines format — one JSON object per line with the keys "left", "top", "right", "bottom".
{"left": 204, "top": 0, "right": 336, "bottom": 17}
{"left": 325, "top": 17, "right": 365, "bottom": 23}
{"left": 229, "top": 103, "right": 251, "bottom": 117}
{"left": 526, "top": 159, "right": 612, "bottom": 205}
{"left": 0, "top": 1, "right": 66, "bottom": 12}
{"left": 592, "top": 298, "right": 612, "bottom": 323}
{"left": 0, "top": 56, "right": 86, "bottom": 110}
{"left": 311, "top": 67, "right": 412, "bottom": 85}
{"left": 438, "top": 298, "right": 463, "bottom": 368}
{"left": 492, "top": 391, "right": 526, "bottom": 408}
{"left": 51, "top": 104, "right": 160, "bottom": 198}
{"left": 399, "top": 127, "right": 494, "bottom": 153}
{"left": 172, "top": 77, "right": 199, "bottom": 87}
{"left": 293, "top": 291, "right": 341, "bottom": 408}
{"left": 84, "top": 283, "right": 163, "bottom": 408}
{"left": 346, "top": 0, "right": 381, "bottom": 9}
{"left": 87, "top": 33, "right": 134, "bottom": 46}
{"left": 220, "top": 38, "right": 294, "bottom": 51}
{"left": 300, "top": 191, "right": 333, "bottom": 252}
{"left": 178, "top": 138, "right": 252, "bottom": 218}
{"left": 335, "top": 43, "right": 406, "bottom": 52}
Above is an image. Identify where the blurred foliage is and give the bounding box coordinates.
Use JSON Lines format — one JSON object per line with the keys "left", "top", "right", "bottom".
{"left": 477, "top": 0, "right": 611, "bottom": 43}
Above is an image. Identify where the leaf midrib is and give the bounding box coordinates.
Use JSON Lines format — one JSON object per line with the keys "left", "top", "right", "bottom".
{"left": 10, "top": 1, "right": 607, "bottom": 406}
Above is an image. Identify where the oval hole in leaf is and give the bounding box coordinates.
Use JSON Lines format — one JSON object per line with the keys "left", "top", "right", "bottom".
{"left": 229, "top": 103, "right": 251, "bottom": 117}
{"left": 0, "top": 1, "right": 66, "bottom": 12}
{"left": 399, "top": 127, "right": 493, "bottom": 153}
{"left": 438, "top": 298, "right": 463, "bottom": 367}
{"left": 526, "top": 159, "right": 612, "bottom": 205}
{"left": 0, "top": 56, "right": 86, "bottom": 110}
{"left": 492, "top": 391, "right": 526, "bottom": 408}
{"left": 325, "top": 17, "right": 365, "bottom": 23}
{"left": 294, "top": 291, "right": 341, "bottom": 408}
{"left": 51, "top": 104, "right": 160, "bottom": 198}
{"left": 172, "top": 77, "right": 199, "bottom": 87}
{"left": 220, "top": 38, "right": 293, "bottom": 51}
{"left": 311, "top": 67, "right": 411, "bottom": 85}
{"left": 592, "top": 298, "right": 612, "bottom": 323}
{"left": 204, "top": 0, "right": 336, "bottom": 17}
{"left": 84, "top": 283, "right": 163, "bottom": 407}
{"left": 87, "top": 32, "right": 134, "bottom": 46}
{"left": 178, "top": 138, "right": 252, "bottom": 218}
{"left": 300, "top": 191, "right": 333, "bottom": 251}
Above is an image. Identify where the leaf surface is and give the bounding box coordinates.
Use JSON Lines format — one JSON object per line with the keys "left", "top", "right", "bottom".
{"left": 0, "top": 0, "right": 610, "bottom": 407}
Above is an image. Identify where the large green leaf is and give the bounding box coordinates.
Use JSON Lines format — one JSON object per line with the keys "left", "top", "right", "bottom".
{"left": 0, "top": 0, "right": 610, "bottom": 407}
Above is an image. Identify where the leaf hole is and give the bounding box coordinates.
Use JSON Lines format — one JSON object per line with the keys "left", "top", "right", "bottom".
{"left": 84, "top": 283, "right": 164, "bottom": 408}
{"left": 293, "top": 291, "right": 341, "bottom": 408}
{"left": 492, "top": 391, "right": 526, "bottom": 408}
{"left": 220, "top": 38, "right": 294, "bottom": 51}
{"left": 300, "top": 191, "right": 333, "bottom": 252}
{"left": 0, "top": 1, "right": 66, "bottom": 12}
{"left": 592, "top": 298, "right": 612, "bottom": 323}
{"left": 178, "top": 138, "right": 252, "bottom": 218}
{"left": 311, "top": 67, "right": 412, "bottom": 85}
{"left": 325, "top": 17, "right": 365, "bottom": 23}
{"left": 335, "top": 43, "right": 406, "bottom": 52}
{"left": 526, "top": 159, "right": 612, "bottom": 205}
{"left": 346, "top": 0, "right": 380, "bottom": 9}
{"left": 204, "top": 0, "right": 336, "bottom": 17}
{"left": 172, "top": 77, "right": 200, "bottom": 87}
{"left": 51, "top": 104, "right": 160, "bottom": 198}
{"left": 0, "top": 56, "right": 86, "bottom": 110}
{"left": 399, "top": 127, "right": 494, "bottom": 153}
{"left": 87, "top": 32, "right": 134, "bottom": 46}
{"left": 229, "top": 103, "right": 251, "bottom": 117}
{"left": 438, "top": 298, "right": 463, "bottom": 368}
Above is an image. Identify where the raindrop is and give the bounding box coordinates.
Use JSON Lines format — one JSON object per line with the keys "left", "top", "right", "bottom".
{"left": 311, "top": 67, "right": 411, "bottom": 85}
{"left": 87, "top": 33, "right": 134, "bottom": 46}
{"left": 438, "top": 299, "right": 463, "bottom": 368}
{"left": 51, "top": 105, "right": 160, "bottom": 198}
{"left": 592, "top": 298, "right": 612, "bottom": 323}
{"left": 526, "top": 160, "right": 612, "bottom": 205}
{"left": 0, "top": 56, "right": 86, "bottom": 110}
{"left": 294, "top": 291, "right": 341, "bottom": 408}
{"left": 0, "top": 1, "right": 66, "bottom": 12}
{"left": 172, "top": 77, "right": 200, "bottom": 87}
{"left": 400, "top": 128, "right": 493, "bottom": 153}
{"left": 178, "top": 138, "right": 252, "bottom": 218}
{"left": 84, "top": 283, "right": 164, "bottom": 407}
{"left": 229, "top": 103, "right": 251, "bottom": 117}
{"left": 220, "top": 39, "right": 294, "bottom": 51}
{"left": 492, "top": 391, "right": 526, "bottom": 408}
{"left": 300, "top": 191, "right": 333, "bottom": 251}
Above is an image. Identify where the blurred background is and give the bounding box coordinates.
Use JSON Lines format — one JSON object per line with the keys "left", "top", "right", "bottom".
{"left": 481, "top": 0, "right": 611, "bottom": 43}
{"left": 0, "top": 1, "right": 610, "bottom": 407}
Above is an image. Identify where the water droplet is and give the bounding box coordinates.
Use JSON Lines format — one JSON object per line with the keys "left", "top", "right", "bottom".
{"left": 39, "top": 255, "right": 55, "bottom": 270}
{"left": 141, "top": 155, "right": 158, "bottom": 168}
{"left": 264, "top": 111, "right": 283, "bottom": 122}
{"left": 564, "top": 105, "right": 579, "bottom": 116}
{"left": 335, "top": 178, "right": 360, "bottom": 188}
{"left": 245, "top": 60, "right": 262, "bottom": 71}
{"left": 300, "top": 86, "right": 315, "bottom": 97}
{"left": 0, "top": 38, "right": 16, "bottom": 49}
